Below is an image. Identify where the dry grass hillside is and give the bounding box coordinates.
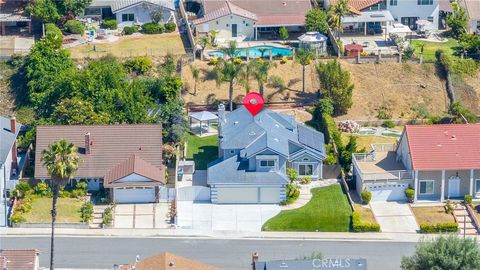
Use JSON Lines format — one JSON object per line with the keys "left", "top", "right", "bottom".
{"left": 454, "top": 72, "right": 480, "bottom": 115}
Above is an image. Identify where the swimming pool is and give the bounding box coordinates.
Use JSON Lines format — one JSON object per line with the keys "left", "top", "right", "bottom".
{"left": 208, "top": 46, "right": 293, "bottom": 58}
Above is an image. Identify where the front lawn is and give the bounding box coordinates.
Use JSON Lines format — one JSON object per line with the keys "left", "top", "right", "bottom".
{"left": 341, "top": 133, "right": 397, "bottom": 150}
{"left": 353, "top": 204, "right": 377, "bottom": 224}
{"left": 411, "top": 38, "right": 460, "bottom": 62}
{"left": 262, "top": 184, "right": 353, "bottom": 232}
{"left": 68, "top": 33, "right": 186, "bottom": 59}
{"left": 186, "top": 133, "right": 218, "bottom": 170}
{"left": 23, "top": 197, "right": 84, "bottom": 223}
{"left": 411, "top": 206, "right": 455, "bottom": 224}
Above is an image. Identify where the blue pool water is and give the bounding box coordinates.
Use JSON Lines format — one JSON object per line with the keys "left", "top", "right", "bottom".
{"left": 209, "top": 46, "right": 293, "bottom": 58}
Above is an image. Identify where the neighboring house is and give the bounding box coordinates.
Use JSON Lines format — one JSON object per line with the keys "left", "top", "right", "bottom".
{"left": 0, "top": 0, "right": 32, "bottom": 35}
{"left": 0, "top": 116, "right": 22, "bottom": 227}
{"left": 0, "top": 249, "right": 41, "bottom": 270}
{"left": 325, "top": 0, "right": 439, "bottom": 34}
{"left": 353, "top": 124, "right": 480, "bottom": 202}
{"left": 117, "top": 252, "right": 222, "bottom": 270}
{"left": 252, "top": 252, "right": 367, "bottom": 270}
{"left": 83, "top": 0, "right": 175, "bottom": 27}
{"left": 34, "top": 125, "right": 166, "bottom": 204}
{"left": 460, "top": 0, "right": 480, "bottom": 34}
{"left": 207, "top": 105, "right": 326, "bottom": 204}
{"left": 193, "top": 0, "right": 312, "bottom": 41}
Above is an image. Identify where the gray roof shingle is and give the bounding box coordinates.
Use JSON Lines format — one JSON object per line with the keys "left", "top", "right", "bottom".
{"left": 0, "top": 116, "right": 21, "bottom": 165}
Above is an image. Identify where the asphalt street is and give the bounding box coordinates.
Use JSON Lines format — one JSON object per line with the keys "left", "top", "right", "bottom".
{"left": 0, "top": 236, "right": 416, "bottom": 269}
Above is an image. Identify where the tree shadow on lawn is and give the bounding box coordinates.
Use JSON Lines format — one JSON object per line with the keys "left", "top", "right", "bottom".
{"left": 192, "top": 145, "right": 218, "bottom": 170}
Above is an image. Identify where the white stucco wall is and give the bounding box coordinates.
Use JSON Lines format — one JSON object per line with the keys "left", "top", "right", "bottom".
{"left": 115, "top": 4, "right": 173, "bottom": 27}
{"left": 387, "top": 0, "right": 439, "bottom": 30}
{"left": 468, "top": 19, "right": 479, "bottom": 34}
{"left": 195, "top": 15, "right": 255, "bottom": 41}
{"left": 396, "top": 131, "right": 412, "bottom": 172}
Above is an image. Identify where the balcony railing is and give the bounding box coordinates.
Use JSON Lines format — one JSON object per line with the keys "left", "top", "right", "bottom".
{"left": 361, "top": 170, "right": 413, "bottom": 182}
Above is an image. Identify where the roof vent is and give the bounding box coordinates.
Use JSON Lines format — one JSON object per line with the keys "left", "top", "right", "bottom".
{"left": 273, "top": 138, "right": 279, "bottom": 142}
{"left": 234, "top": 121, "right": 239, "bottom": 125}
{"left": 169, "top": 262, "right": 175, "bottom": 267}
{"left": 249, "top": 131, "right": 256, "bottom": 136}
{"left": 451, "top": 135, "right": 456, "bottom": 140}
{"left": 275, "top": 124, "right": 280, "bottom": 128}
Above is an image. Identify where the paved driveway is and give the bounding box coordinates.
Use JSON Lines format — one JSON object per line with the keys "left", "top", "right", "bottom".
{"left": 370, "top": 202, "right": 419, "bottom": 233}
{"left": 114, "top": 203, "right": 170, "bottom": 229}
{"left": 177, "top": 202, "right": 280, "bottom": 232}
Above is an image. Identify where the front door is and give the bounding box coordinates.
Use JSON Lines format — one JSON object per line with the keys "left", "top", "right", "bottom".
{"left": 448, "top": 177, "right": 461, "bottom": 198}
{"left": 401, "top": 17, "right": 419, "bottom": 30}
{"left": 232, "top": 24, "right": 238, "bottom": 37}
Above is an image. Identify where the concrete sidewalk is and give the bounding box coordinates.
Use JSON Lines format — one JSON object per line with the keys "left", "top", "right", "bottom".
{"left": 0, "top": 227, "right": 453, "bottom": 243}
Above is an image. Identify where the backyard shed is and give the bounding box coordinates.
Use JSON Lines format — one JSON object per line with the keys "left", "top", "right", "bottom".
{"left": 344, "top": 43, "right": 363, "bottom": 57}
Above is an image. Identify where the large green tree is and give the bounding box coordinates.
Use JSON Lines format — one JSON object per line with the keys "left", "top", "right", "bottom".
{"left": 27, "top": 0, "right": 60, "bottom": 23}
{"left": 41, "top": 139, "right": 80, "bottom": 270}
{"left": 328, "top": 0, "right": 350, "bottom": 37}
{"left": 212, "top": 59, "right": 245, "bottom": 111}
{"left": 295, "top": 49, "right": 316, "bottom": 93}
{"left": 401, "top": 236, "right": 480, "bottom": 270}
{"left": 447, "top": 2, "right": 469, "bottom": 38}
{"left": 305, "top": 9, "right": 329, "bottom": 34}
{"left": 50, "top": 98, "right": 109, "bottom": 125}
{"left": 316, "top": 60, "right": 354, "bottom": 115}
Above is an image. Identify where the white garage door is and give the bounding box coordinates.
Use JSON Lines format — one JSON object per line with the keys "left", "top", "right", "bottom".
{"left": 114, "top": 187, "right": 155, "bottom": 203}
{"left": 217, "top": 187, "right": 258, "bottom": 203}
{"left": 368, "top": 183, "right": 408, "bottom": 202}
{"left": 260, "top": 187, "right": 281, "bottom": 203}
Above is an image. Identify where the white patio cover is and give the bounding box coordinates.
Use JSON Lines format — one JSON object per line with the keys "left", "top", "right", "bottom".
{"left": 343, "top": 10, "right": 394, "bottom": 24}
{"left": 298, "top": 32, "right": 328, "bottom": 42}
{"left": 389, "top": 23, "right": 412, "bottom": 34}
{"left": 189, "top": 111, "right": 218, "bottom": 121}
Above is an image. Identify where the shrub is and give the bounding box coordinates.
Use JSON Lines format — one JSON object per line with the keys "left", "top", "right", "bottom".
{"left": 381, "top": 120, "right": 395, "bottom": 129}
{"left": 233, "top": 57, "right": 242, "bottom": 64}
{"left": 59, "top": 187, "right": 71, "bottom": 198}
{"left": 15, "top": 201, "right": 32, "bottom": 214}
{"left": 314, "top": 98, "right": 334, "bottom": 117}
{"left": 280, "top": 56, "right": 288, "bottom": 64}
{"left": 269, "top": 75, "right": 286, "bottom": 90}
{"left": 403, "top": 46, "right": 415, "bottom": 59}
{"left": 103, "top": 206, "right": 114, "bottom": 225}
{"left": 80, "top": 202, "right": 94, "bottom": 222}
{"left": 45, "top": 23, "right": 63, "bottom": 49}
{"left": 164, "top": 21, "right": 176, "bottom": 33}
{"left": 209, "top": 58, "right": 219, "bottom": 65}
{"left": 70, "top": 189, "right": 85, "bottom": 199}
{"left": 286, "top": 183, "right": 300, "bottom": 204}
{"left": 286, "top": 168, "right": 298, "bottom": 182}
{"left": 445, "top": 200, "right": 454, "bottom": 214}
{"left": 12, "top": 182, "right": 32, "bottom": 199}
{"left": 361, "top": 190, "right": 372, "bottom": 205}
{"left": 10, "top": 212, "right": 26, "bottom": 224}
{"left": 64, "top": 20, "right": 84, "bottom": 34}
{"left": 301, "top": 176, "right": 312, "bottom": 184}
{"left": 76, "top": 181, "right": 88, "bottom": 191}
{"left": 465, "top": 194, "right": 473, "bottom": 206}
{"left": 122, "top": 25, "right": 138, "bottom": 35}
{"left": 101, "top": 19, "right": 118, "bottom": 30}
{"left": 405, "top": 188, "right": 415, "bottom": 203}
{"left": 124, "top": 56, "right": 153, "bottom": 75}
{"left": 142, "top": 22, "right": 164, "bottom": 34}
{"left": 419, "top": 223, "right": 458, "bottom": 233}
{"left": 34, "top": 182, "right": 52, "bottom": 197}
{"left": 325, "top": 152, "right": 337, "bottom": 165}
{"left": 352, "top": 212, "right": 381, "bottom": 232}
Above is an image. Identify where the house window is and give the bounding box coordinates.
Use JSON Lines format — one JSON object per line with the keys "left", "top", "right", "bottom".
{"left": 260, "top": 160, "right": 275, "bottom": 167}
{"left": 427, "top": 16, "right": 434, "bottom": 22}
{"left": 246, "top": 23, "right": 249, "bottom": 27}
{"left": 226, "top": 24, "right": 229, "bottom": 27}
{"left": 475, "top": 179, "right": 480, "bottom": 193}
{"left": 122, "top": 13, "right": 135, "bottom": 22}
{"left": 419, "top": 180, "right": 434, "bottom": 195}
{"left": 216, "top": 21, "right": 218, "bottom": 24}
{"left": 230, "top": 150, "right": 235, "bottom": 154}
{"left": 389, "top": 0, "right": 397, "bottom": 5}
{"left": 299, "top": 164, "right": 313, "bottom": 176}
{"left": 84, "top": 7, "right": 102, "bottom": 16}
{"left": 417, "top": 0, "right": 433, "bottom": 5}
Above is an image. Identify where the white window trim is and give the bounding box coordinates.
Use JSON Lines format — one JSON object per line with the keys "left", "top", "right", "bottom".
{"left": 419, "top": 180, "right": 434, "bottom": 195}
{"left": 259, "top": 160, "right": 275, "bottom": 168}
{"left": 298, "top": 163, "right": 315, "bottom": 176}
{"left": 475, "top": 179, "right": 480, "bottom": 194}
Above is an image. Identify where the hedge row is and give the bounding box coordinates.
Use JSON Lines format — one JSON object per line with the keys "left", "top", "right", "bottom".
{"left": 419, "top": 223, "right": 458, "bottom": 233}
{"left": 319, "top": 112, "right": 342, "bottom": 146}
{"left": 352, "top": 212, "right": 381, "bottom": 232}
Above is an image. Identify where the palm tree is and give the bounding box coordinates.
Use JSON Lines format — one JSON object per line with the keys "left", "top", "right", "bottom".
{"left": 197, "top": 36, "right": 210, "bottom": 61}
{"left": 239, "top": 61, "right": 254, "bottom": 94}
{"left": 212, "top": 58, "right": 245, "bottom": 111}
{"left": 251, "top": 59, "right": 277, "bottom": 97}
{"left": 220, "top": 40, "right": 240, "bottom": 60}
{"left": 41, "top": 139, "right": 80, "bottom": 270}
{"left": 190, "top": 64, "right": 200, "bottom": 95}
{"left": 295, "top": 49, "right": 316, "bottom": 92}
{"left": 328, "top": 0, "right": 350, "bottom": 38}
{"left": 259, "top": 48, "right": 268, "bottom": 59}
{"left": 208, "top": 30, "right": 219, "bottom": 47}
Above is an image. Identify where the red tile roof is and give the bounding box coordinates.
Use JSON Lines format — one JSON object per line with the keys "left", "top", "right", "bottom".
{"left": 193, "top": 1, "right": 257, "bottom": 24}
{"left": 405, "top": 124, "right": 480, "bottom": 171}
{"left": 256, "top": 15, "right": 305, "bottom": 26}
{"left": 118, "top": 252, "right": 222, "bottom": 270}
{"left": 330, "top": 0, "right": 384, "bottom": 15}
{"left": 0, "top": 250, "right": 39, "bottom": 270}
{"left": 35, "top": 125, "right": 163, "bottom": 181}
{"left": 104, "top": 154, "right": 165, "bottom": 187}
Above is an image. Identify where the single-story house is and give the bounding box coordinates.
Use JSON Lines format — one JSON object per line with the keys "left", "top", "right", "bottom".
{"left": 0, "top": 116, "right": 23, "bottom": 227}
{"left": 353, "top": 124, "right": 480, "bottom": 202}
{"left": 0, "top": 249, "right": 41, "bottom": 270}
{"left": 83, "top": 0, "right": 175, "bottom": 27}
{"left": 34, "top": 124, "right": 166, "bottom": 204}
{"left": 207, "top": 103, "right": 326, "bottom": 204}
{"left": 193, "top": 0, "right": 312, "bottom": 41}
{"left": 460, "top": 0, "right": 480, "bottom": 34}
{"left": 118, "top": 252, "right": 222, "bottom": 270}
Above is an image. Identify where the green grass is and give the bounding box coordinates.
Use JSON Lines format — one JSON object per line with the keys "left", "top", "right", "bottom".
{"left": 411, "top": 38, "right": 461, "bottom": 61}
{"left": 262, "top": 184, "right": 353, "bottom": 232}
{"left": 23, "top": 197, "right": 83, "bottom": 223}
{"left": 186, "top": 133, "right": 218, "bottom": 170}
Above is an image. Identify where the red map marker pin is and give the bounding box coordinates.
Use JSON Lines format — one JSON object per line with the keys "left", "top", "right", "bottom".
{"left": 243, "top": 92, "right": 264, "bottom": 116}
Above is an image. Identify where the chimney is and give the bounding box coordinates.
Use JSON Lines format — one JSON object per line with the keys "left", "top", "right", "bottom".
{"left": 252, "top": 252, "right": 259, "bottom": 270}
{"left": 10, "top": 117, "right": 17, "bottom": 170}
{"left": 217, "top": 104, "right": 225, "bottom": 158}
{"left": 85, "top": 133, "right": 91, "bottom": 154}
{"left": 218, "top": 103, "right": 226, "bottom": 124}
